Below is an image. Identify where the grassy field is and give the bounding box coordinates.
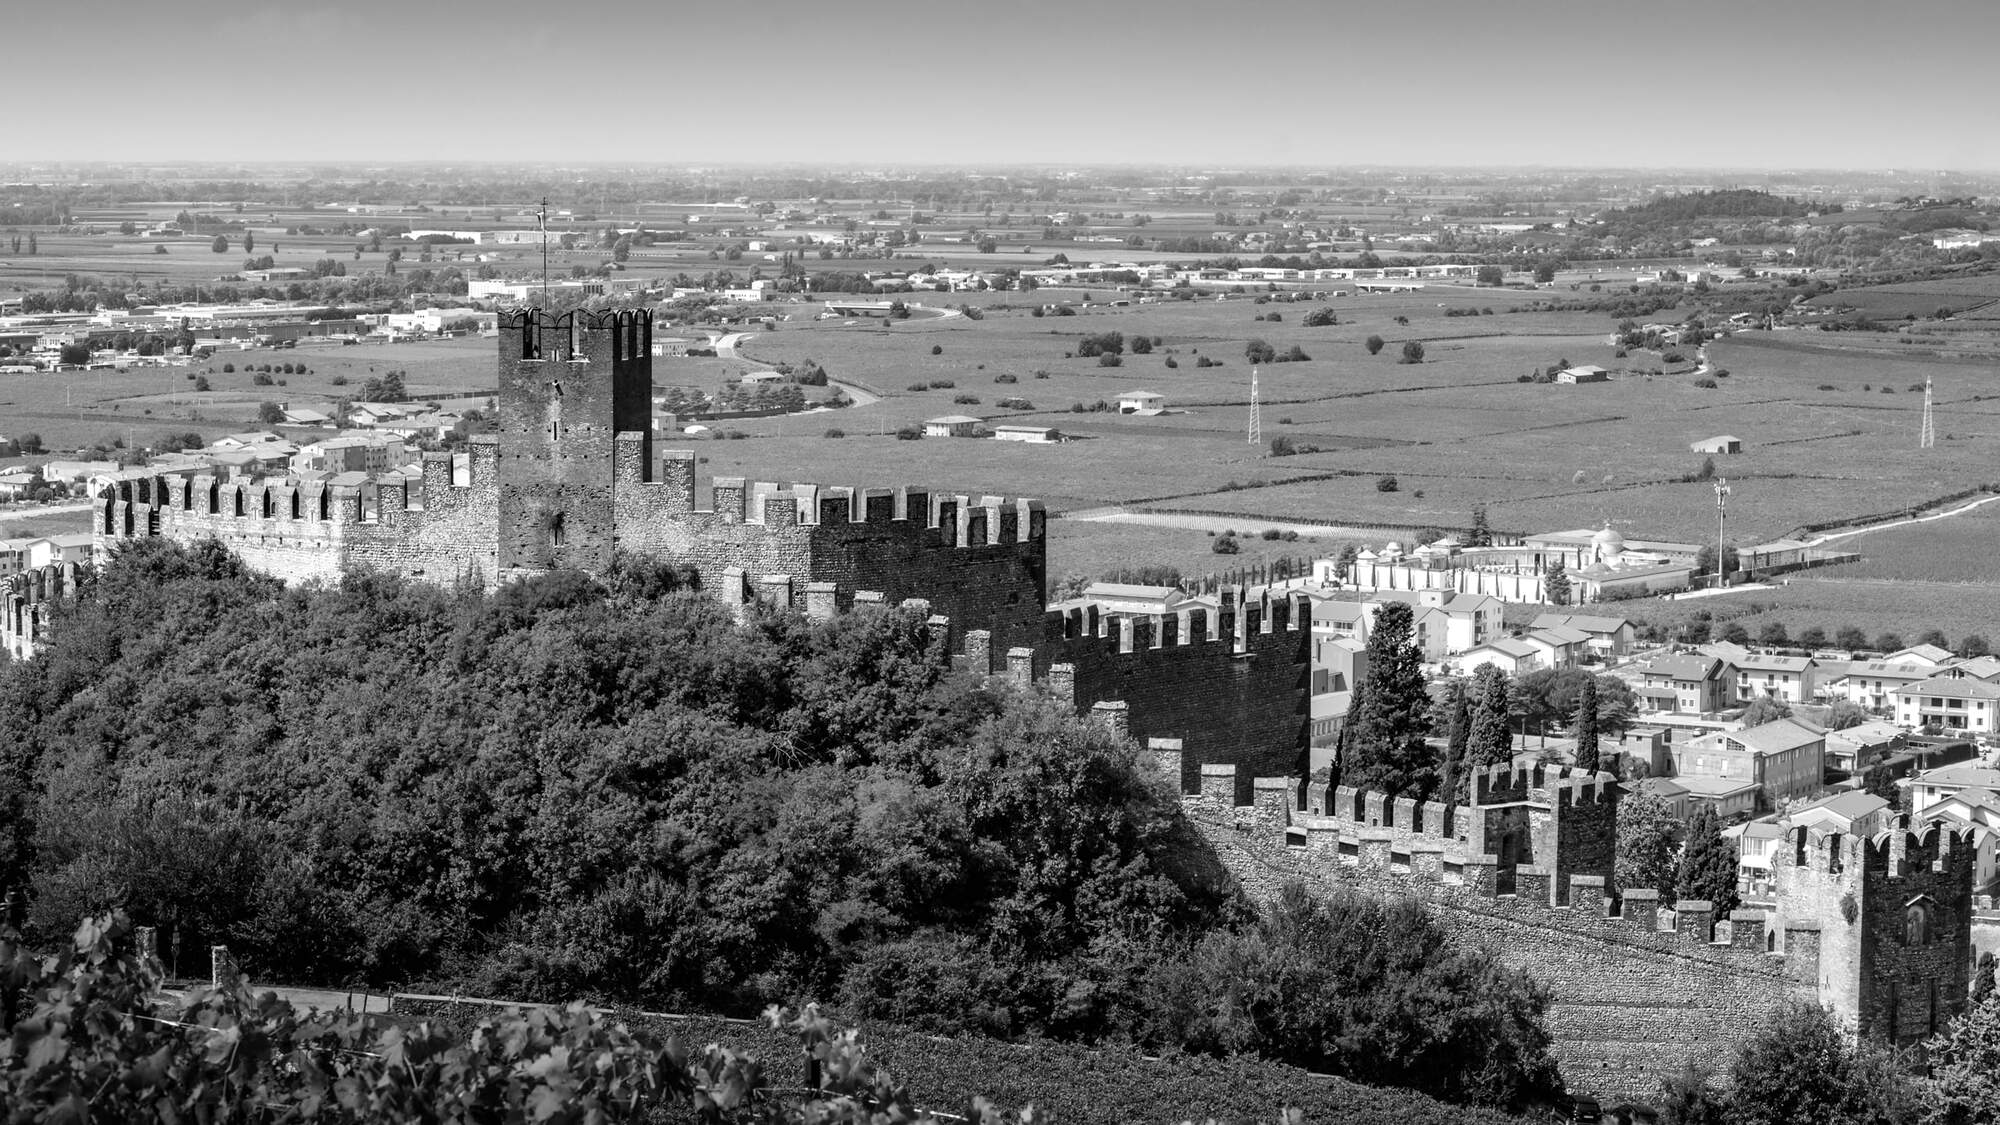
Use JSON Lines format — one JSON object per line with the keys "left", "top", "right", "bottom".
{"left": 14, "top": 225, "right": 2000, "bottom": 609}
{"left": 0, "top": 336, "right": 495, "bottom": 452}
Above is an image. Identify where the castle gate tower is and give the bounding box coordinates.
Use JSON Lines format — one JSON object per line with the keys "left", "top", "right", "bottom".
{"left": 495, "top": 307, "right": 652, "bottom": 573}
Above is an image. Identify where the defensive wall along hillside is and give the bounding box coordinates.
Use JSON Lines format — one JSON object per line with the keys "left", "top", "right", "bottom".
{"left": 957, "top": 588, "right": 1312, "bottom": 802}
{"left": 1176, "top": 757, "right": 1978, "bottom": 1104}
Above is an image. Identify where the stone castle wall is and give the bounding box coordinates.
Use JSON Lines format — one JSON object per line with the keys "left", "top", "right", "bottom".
{"left": 1188, "top": 764, "right": 1818, "bottom": 1104}
{"left": 963, "top": 589, "right": 1310, "bottom": 802}
{"left": 1, "top": 562, "right": 84, "bottom": 661}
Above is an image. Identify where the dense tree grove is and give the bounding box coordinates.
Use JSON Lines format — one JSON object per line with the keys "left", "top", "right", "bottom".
{"left": 0, "top": 539, "right": 1561, "bottom": 1111}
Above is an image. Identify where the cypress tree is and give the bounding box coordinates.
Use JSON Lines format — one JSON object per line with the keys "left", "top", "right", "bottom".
{"left": 1347, "top": 601, "right": 1435, "bottom": 798}
{"left": 1440, "top": 678, "right": 1470, "bottom": 804}
{"left": 1675, "top": 804, "right": 1741, "bottom": 922}
{"left": 1466, "top": 663, "right": 1514, "bottom": 783}
{"left": 1573, "top": 676, "right": 1600, "bottom": 773}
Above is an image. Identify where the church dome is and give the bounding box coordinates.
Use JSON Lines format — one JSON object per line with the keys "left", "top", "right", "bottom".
{"left": 1592, "top": 524, "right": 1625, "bottom": 553}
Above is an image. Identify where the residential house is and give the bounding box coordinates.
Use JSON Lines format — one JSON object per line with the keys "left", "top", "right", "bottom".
{"left": 1887, "top": 643, "right": 1956, "bottom": 667}
{"left": 922, "top": 415, "right": 981, "bottom": 438}
{"left": 1521, "top": 624, "right": 1591, "bottom": 669}
{"left": 1908, "top": 764, "right": 2000, "bottom": 816}
{"left": 1730, "top": 651, "right": 1821, "bottom": 706}
{"left": 0, "top": 537, "right": 35, "bottom": 577}
{"left": 1727, "top": 818, "right": 1785, "bottom": 903}
{"left": 1894, "top": 676, "right": 2000, "bottom": 735}
{"left": 1448, "top": 637, "right": 1541, "bottom": 677}
{"left": 1919, "top": 787, "right": 2000, "bottom": 892}
{"left": 1788, "top": 790, "right": 1891, "bottom": 838}
{"left": 1823, "top": 719, "right": 1905, "bottom": 773}
{"left": 1309, "top": 637, "right": 1368, "bottom": 768}
{"left": 1633, "top": 652, "right": 1735, "bottom": 714}
{"left": 291, "top": 436, "right": 406, "bottom": 475}
{"left": 1828, "top": 661, "right": 1939, "bottom": 712}
{"left": 1529, "top": 612, "right": 1637, "bottom": 661}
{"left": 1366, "top": 588, "right": 1503, "bottom": 661}
{"left": 27, "top": 533, "right": 93, "bottom": 568}
{"left": 0, "top": 471, "right": 39, "bottom": 499}
{"left": 1115, "top": 391, "right": 1165, "bottom": 414}
{"left": 207, "top": 431, "right": 291, "bottom": 453}
{"left": 38, "top": 459, "right": 120, "bottom": 484}
{"left": 1674, "top": 716, "right": 1827, "bottom": 805}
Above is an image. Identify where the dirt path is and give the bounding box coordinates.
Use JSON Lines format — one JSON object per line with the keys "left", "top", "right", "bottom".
{"left": 1804, "top": 492, "right": 2000, "bottom": 547}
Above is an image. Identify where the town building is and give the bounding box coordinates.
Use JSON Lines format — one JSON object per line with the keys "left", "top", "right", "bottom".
{"left": 992, "top": 425, "right": 1061, "bottom": 443}
{"left": 1115, "top": 391, "right": 1165, "bottom": 415}
{"left": 1895, "top": 676, "right": 2000, "bottom": 735}
{"left": 1675, "top": 717, "right": 1826, "bottom": 806}
{"left": 1529, "top": 612, "right": 1637, "bottom": 661}
{"left": 1823, "top": 719, "right": 1905, "bottom": 773}
{"left": 1632, "top": 652, "right": 1735, "bottom": 714}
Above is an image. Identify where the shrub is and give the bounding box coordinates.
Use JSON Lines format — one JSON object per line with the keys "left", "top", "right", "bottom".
{"left": 1098, "top": 354, "right": 1122, "bottom": 367}
{"left": 1817, "top": 383, "right": 1837, "bottom": 391}
{"left": 929, "top": 380, "right": 955, "bottom": 389}
{"left": 252, "top": 374, "right": 273, "bottom": 386}
{"left": 907, "top": 383, "right": 929, "bottom": 392}
{"left": 330, "top": 375, "right": 347, "bottom": 386}
{"left": 1260, "top": 528, "right": 1283, "bottom": 541}
{"left": 1712, "top": 368, "right": 1729, "bottom": 377}
{"left": 1163, "top": 356, "right": 1178, "bottom": 369}
{"left": 221, "top": 363, "right": 235, "bottom": 373}
{"left": 1032, "top": 369, "right": 1051, "bottom": 379}
{"left": 895, "top": 426, "right": 922, "bottom": 440}
{"left": 1303, "top": 307, "right": 1338, "bottom": 327}
{"left": 1365, "top": 335, "right": 1385, "bottom": 355}
{"left": 994, "top": 373, "right": 1017, "bottom": 384}
{"left": 1196, "top": 356, "right": 1216, "bottom": 368}
{"left": 1130, "top": 336, "right": 1153, "bottom": 354}
{"left": 953, "top": 394, "right": 981, "bottom": 405}
{"left": 1376, "top": 475, "right": 1398, "bottom": 493}
{"left": 996, "top": 398, "right": 1033, "bottom": 410}
{"left": 1694, "top": 378, "right": 1718, "bottom": 389}
{"left": 1270, "top": 436, "right": 1296, "bottom": 457}
{"left": 930, "top": 344, "right": 943, "bottom": 355}
{"left": 823, "top": 428, "right": 845, "bottom": 438}
{"left": 1211, "top": 535, "right": 1241, "bottom": 555}
{"left": 1399, "top": 341, "right": 1425, "bottom": 364}
{"left": 193, "top": 375, "right": 211, "bottom": 391}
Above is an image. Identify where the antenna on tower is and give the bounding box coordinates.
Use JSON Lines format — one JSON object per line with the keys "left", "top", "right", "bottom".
{"left": 1247, "top": 366, "right": 1262, "bottom": 446}
{"left": 1921, "top": 376, "right": 1936, "bottom": 448}
{"left": 538, "top": 196, "right": 550, "bottom": 307}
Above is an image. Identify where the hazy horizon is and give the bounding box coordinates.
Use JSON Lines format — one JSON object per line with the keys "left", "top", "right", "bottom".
{"left": 14, "top": 0, "right": 2000, "bottom": 172}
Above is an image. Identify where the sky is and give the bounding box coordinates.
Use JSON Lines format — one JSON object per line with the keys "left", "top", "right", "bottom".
{"left": 13, "top": 0, "right": 2000, "bottom": 170}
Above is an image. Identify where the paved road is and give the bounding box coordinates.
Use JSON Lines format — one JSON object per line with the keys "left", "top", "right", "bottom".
{"left": 715, "top": 331, "right": 881, "bottom": 407}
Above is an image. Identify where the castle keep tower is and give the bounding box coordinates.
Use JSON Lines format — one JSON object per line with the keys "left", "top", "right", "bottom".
{"left": 496, "top": 308, "right": 652, "bottom": 573}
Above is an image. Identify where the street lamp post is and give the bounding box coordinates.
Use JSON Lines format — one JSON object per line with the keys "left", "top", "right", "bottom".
{"left": 1713, "top": 478, "right": 1731, "bottom": 589}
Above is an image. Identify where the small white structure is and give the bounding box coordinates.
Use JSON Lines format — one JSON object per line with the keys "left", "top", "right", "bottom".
{"left": 923, "top": 415, "right": 981, "bottom": 438}
{"left": 993, "top": 425, "right": 1061, "bottom": 444}
{"left": 1116, "top": 391, "right": 1165, "bottom": 415}
{"left": 1555, "top": 365, "right": 1610, "bottom": 384}
{"left": 1690, "top": 435, "right": 1743, "bottom": 454}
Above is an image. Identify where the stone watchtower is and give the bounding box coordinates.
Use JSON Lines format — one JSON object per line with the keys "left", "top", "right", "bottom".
{"left": 1770, "top": 819, "right": 1976, "bottom": 1045}
{"left": 495, "top": 308, "right": 652, "bottom": 573}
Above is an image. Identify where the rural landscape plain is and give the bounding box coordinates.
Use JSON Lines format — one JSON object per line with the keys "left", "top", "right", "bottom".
{"left": 6, "top": 1, "right": 2000, "bottom": 1122}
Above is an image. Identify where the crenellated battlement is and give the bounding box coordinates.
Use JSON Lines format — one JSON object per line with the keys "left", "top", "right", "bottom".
{"left": 498, "top": 307, "right": 651, "bottom": 364}
{"left": 1, "top": 560, "right": 86, "bottom": 660}
{"left": 1473, "top": 757, "right": 1617, "bottom": 807}
{"left": 1191, "top": 763, "right": 1816, "bottom": 966}
{"left": 1188, "top": 761, "right": 1823, "bottom": 1103}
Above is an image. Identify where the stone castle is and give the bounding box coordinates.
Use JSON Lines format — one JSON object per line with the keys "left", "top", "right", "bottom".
{"left": 2, "top": 307, "right": 1312, "bottom": 789}
{"left": 3, "top": 306, "right": 1982, "bottom": 1104}
{"left": 1189, "top": 756, "right": 1977, "bottom": 1102}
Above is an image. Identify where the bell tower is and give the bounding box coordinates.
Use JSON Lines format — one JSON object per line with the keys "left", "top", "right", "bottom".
{"left": 494, "top": 307, "right": 652, "bottom": 573}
